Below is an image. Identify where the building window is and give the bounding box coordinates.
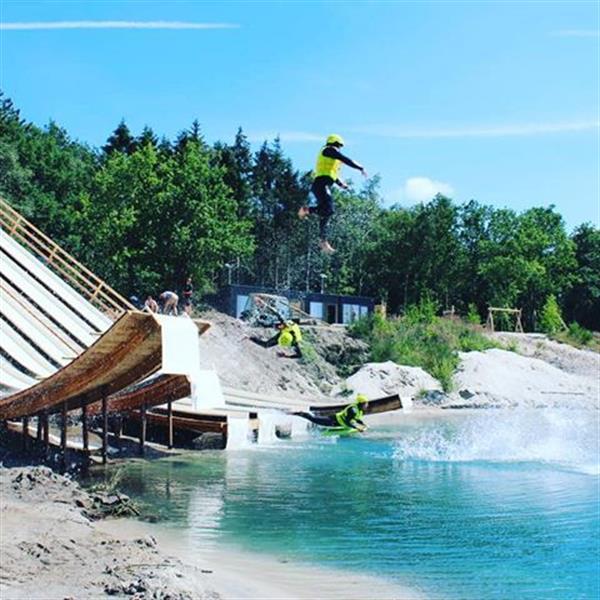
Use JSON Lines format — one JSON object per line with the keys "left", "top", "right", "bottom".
{"left": 342, "top": 304, "right": 362, "bottom": 324}
{"left": 309, "top": 301, "right": 323, "bottom": 320}
{"left": 236, "top": 294, "right": 249, "bottom": 318}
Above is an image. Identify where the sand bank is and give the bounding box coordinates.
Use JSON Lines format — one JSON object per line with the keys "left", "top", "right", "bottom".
{"left": 0, "top": 466, "right": 421, "bottom": 600}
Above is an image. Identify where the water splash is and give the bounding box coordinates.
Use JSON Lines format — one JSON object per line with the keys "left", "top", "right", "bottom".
{"left": 393, "top": 409, "right": 599, "bottom": 475}
{"left": 226, "top": 415, "right": 252, "bottom": 449}
{"left": 257, "top": 410, "right": 285, "bottom": 445}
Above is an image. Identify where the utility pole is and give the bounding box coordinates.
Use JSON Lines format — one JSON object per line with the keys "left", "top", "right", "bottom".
{"left": 225, "top": 263, "right": 233, "bottom": 285}
{"left": 320, "top": 273, "right": 327, "bottom": 294}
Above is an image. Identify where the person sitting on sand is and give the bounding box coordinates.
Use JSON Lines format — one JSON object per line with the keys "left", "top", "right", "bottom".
{"left": 143, "top": 295, "right": 159, "bottom": 313}
{"left": 294, "top": 394, "right": 369, "bottom": 431}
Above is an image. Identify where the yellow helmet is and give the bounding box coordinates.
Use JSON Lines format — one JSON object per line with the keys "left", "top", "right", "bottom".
{"left": 326, "top": 134, "right": 345, "bottom": 146}
{"left": 355, "top": 394, "right": 368, "bottom": 405}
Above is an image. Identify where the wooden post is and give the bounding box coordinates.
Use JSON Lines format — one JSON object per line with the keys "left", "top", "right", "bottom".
{"left": 516, "top": 309, "right": 524, "bottom": 333}
{"left": 42, "top": 411, "right": 49, "bottom": 458}
{"left": 114, "top": 415, "right": 122, "bottom": 450}
{"left": 101, "top": 395, "right": 108, "bottom": 465}
{"left": 167, "top": 400, "right": 173, "bottom": 449}
{"left": 61, "top": 403, "right": 67, "bottom": 472}
{"left": 81, "top": 403, "right": 89, "bottom": 452}
{"left": 140, "top": 403, "right": 147, "bottom": 456}
{"left": 22, "top": 416, "right": 29, "bottom": 451}
{"left": 36, "top": 414, "right": 43, "bottom": 441}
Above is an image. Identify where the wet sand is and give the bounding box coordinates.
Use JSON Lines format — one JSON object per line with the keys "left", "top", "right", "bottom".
{"left": 0, "top": 465, "right": 421, "bottom": 600}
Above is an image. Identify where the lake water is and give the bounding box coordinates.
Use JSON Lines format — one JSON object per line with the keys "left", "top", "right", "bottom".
{"left": 97, "top": 409, "right": 599, "bottom": 599}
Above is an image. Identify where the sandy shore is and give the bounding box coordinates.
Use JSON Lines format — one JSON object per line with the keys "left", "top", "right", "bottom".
{"left": 0, "top": 466, "right": 421, "bottom": 600}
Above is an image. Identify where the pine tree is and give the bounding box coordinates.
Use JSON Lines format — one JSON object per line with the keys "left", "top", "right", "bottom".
{"left": 539, "top": 294, "right": 565, "bottom": 334}
{"left": 135, "top": 126, "right": 158, "bottom": 150}
{"left": 103, "top": 119, "right": 135, "bottom": 155}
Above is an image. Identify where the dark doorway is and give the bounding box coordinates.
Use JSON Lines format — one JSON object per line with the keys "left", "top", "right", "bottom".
{"left": 326, "top": 304, "right": 337, "bottom": 324}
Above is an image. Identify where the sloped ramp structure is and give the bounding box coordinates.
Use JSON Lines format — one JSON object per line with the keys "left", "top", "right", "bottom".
{"left": 0, "top": 311, "right": 212, "bottom": 418}
{"left": 0, "top": 311, "right": 163, "bottom": 419}
{"left": 86, "top": 374, "right": 191, "bottom": 417}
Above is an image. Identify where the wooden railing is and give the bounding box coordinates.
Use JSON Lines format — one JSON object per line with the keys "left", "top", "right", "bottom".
{"left": 0, "top": 197, "right": 134, "bottom": 319}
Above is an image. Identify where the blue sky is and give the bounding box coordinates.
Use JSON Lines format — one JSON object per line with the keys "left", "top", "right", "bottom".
{"left": 1, "top": 0, "right": 598, "bottom": 231}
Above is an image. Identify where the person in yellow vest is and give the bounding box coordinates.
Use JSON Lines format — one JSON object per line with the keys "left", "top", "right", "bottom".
{"left": 298, "top": 134, "right": 368, "bottom": 254}
{"left": 293, "top": 394, "right": 369, "bottom": 432}
{"left": 247, "top": 297, "right": 303, "bottom": 359}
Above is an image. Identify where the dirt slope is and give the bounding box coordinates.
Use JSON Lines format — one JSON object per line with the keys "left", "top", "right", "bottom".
{"left": 196, "top": 310, "right": 368, "bottom": 400}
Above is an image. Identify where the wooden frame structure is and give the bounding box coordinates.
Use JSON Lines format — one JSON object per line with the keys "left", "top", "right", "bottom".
{"left": 1, "top": 314, "right": 211, "bottom": 464}
{"left": 485, "top": 307, "right": 524, "bottom": 333}
{"left": 86, "top": 374, "right": 192, "bottom": 451}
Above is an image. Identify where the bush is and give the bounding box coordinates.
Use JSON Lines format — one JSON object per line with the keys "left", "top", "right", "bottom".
{"left": 466, "top": 303, "right": 481, "bottom": 325}
{"left": 347, "top": 314, "right": 375, "bottom": 339}
{"left": 539, "top": 294, "right": 565, "bottom": 335}
{"left": 350, "top": 298, "right": 498, "bottom": 392}
{"left": 566, "top": 322, "right": 593, "bottom": 345}
{"left": 403, "top": 296, "right": 439, "bottom": 325}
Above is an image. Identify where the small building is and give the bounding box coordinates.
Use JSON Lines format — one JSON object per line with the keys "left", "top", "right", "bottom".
{"left": 216, "top": 284, "right": 374, "bottom": 325}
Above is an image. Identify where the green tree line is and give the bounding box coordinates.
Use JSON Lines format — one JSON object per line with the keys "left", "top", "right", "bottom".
{"left": 1, "top": 93, "right": 598, "bottom": 331}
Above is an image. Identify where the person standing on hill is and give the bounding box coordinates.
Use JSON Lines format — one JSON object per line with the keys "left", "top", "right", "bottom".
{"left": 182, "top": 276, "right": 194, "bottom": 315}
{"left": 298, "top": 134, "right": 368, "bottom": 254}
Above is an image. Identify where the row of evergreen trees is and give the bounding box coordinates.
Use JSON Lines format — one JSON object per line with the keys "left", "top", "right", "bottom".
{"left": 1, "top": 92, "right": 598, "bottom": 330}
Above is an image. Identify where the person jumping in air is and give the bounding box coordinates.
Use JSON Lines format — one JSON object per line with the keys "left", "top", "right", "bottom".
{"left": 247, "top": 297, "right": 303, "bottom": 359}
{"left": 298, "top": 134, "right": 368, "bottom": 254}
{"left": 294, "top": 394, "right": 369, "bottom": 432}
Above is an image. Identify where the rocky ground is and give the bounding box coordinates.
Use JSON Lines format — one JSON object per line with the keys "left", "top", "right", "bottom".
{"left": 448, "top": 347, "right": 597, "bottom": 408}
{"left": 196, "top": 310, "right": 368, "bottom": 399}
{"left": 0, "top": 466, "right": 220, "bottom": 600}
{"left": 488, "top": 332, "right": 599, "bottom": 379}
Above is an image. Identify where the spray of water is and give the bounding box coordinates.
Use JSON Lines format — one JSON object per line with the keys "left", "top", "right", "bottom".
{"left": 226, "top": 415, "right": 252, "bottom": 449}
{"left": 257, "top": 410, "right": 285, "bottom": 445}
{"left": 393, "top": 409, "right": 599, "bottom": 475}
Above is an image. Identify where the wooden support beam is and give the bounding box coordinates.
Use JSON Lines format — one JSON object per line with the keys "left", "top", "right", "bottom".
{"left": 36, "top": 414, "right": 43, "bottom": 441}
{"left": 101, "top": 395, "right": 108, "bottom": 465}
{"left": 114, "top": 415, "right": 122, "bottom": 449}
{"left": 140, "top": 403, "right": 147, "bottom": 456}
{"left": 60, "top": 403, "right": 67, "bottom": 472}
{"left": 167, "top": 400, "right": 173, "bottom": 449}
{"left": 22, "top": 417, "right": 29, "bottom": 451}
{"left": 81, "top": 403, "right": 89, "bottom": 452}
{"left": 42, "top": 411, "right": 49, "bottom": 458}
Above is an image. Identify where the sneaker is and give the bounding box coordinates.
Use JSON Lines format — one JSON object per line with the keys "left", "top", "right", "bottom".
{"left": 319, "top": 240, "right": 336, "bottom": 254}
{"left": 298, "top": 206, "right": 310, "bottom": 219}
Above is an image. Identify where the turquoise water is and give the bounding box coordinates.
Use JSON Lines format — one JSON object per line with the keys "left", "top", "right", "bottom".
{"left": 99, "top": 409, "right": 599, "bottom": 599}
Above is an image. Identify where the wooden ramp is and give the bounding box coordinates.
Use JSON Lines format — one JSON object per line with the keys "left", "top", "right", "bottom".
{"left": 0, "top": 311, "right": 165, "bottom": 420}
{"left": 85, "top": 374, "right": 191, "bottom": 416}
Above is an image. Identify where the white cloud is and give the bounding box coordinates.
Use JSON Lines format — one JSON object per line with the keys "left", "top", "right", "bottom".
{"left": 352, "top": 121, "right": 599, "bottom": 139}
{"left": 401, "top": 177, "right": 455, "bottom": 203}
{"left": 0, "top": 21, "right": 239, "bottom": 31}
{"left": 246, "top": 131, "right": 324, "bottom": 143}
{"left": 552, "top": 30, "right": 600, "bottom": 37}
